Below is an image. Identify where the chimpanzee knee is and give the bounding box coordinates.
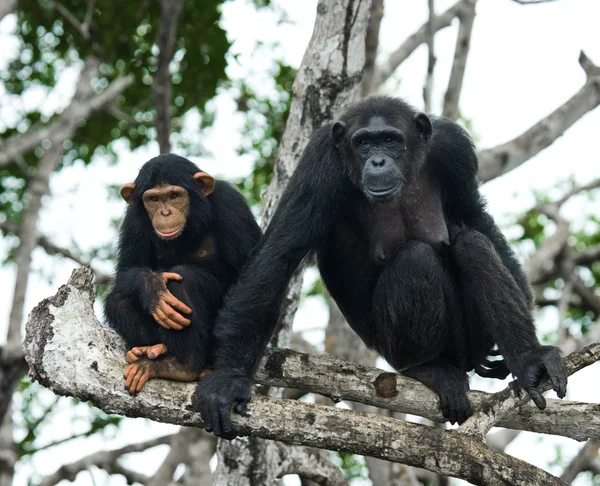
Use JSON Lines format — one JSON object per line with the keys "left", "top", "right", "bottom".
{"left": 373, "top": 240, "right": 448, "bottom": 369}
{"left": 104, "top": 291, "right": 160, "bottom": 349}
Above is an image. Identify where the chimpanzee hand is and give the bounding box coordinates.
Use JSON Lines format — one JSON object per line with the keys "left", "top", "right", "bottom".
{"left": 196, "top": 368, "right": 252, "bottom": 439}
{"left": 511, "top": 345, "right": 567, "bottom": 409}
{"left": 151, "top": 272, "right": 192, "bottom": 330}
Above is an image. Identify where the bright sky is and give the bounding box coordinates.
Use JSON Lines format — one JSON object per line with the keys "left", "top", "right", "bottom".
{"left": 1, "top": 0, "right": 600, "bottom": 484}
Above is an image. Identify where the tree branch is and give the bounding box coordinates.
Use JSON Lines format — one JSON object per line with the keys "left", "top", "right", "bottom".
{"left": 274, "top": 443, "right": 348, "bottom": 486}
{"left": 153, "top": 0, "right": 183, "bottom": 154}
{"left": 422, "top": 0, "right": 436, "bottom": 113}
{"left": 478, "top": 52, "right": 600, "bottom": 182}
{"left": 560, "top": 439, "right": 600, "bottom": 483}
{"left": 370, "top": 0, "right": 472, "bottom": 90}
{"left": 0, "top": 220, "right": 111, "bottom": 286}
{"left": 360, "top": 0, "right": 384, "bottom": 97}
{"left": 23, "top": 268, "right": 600, "bottom": 486}
{"left": 38, "top": 434, "right": 175, "bottom": 486}
{"left": 442, "top": 0, "right": 476, "bottom": 120}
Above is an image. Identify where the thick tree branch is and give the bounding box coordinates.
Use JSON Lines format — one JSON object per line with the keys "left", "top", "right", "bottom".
{"left": 478, "top": 52, "right": 600, "bottom": 182}
{"left": 370, "top": 0, "right": 472, "bottom": 90}
{"left": 360, "top": 0, "right": 384, "bottom": 97}
{"left": 0, "top": 68, "right": 133, "bottom": 168}
{"left": 273, "top": 443, "right": 348, "bottom": 486}
{"left": 442, "top": 0, "right": 476, "bottom": 120}
{"left": 560, "top": 439, "right": 600, "bottom": 483}
{"left": 153, "top": 0, "right": 183, "bottom": 154}
{"left": 24, "top": 268, "right": 600, "bottom": 485}
{"left": 24, "top": 270, "right": 571, "bottom": 485}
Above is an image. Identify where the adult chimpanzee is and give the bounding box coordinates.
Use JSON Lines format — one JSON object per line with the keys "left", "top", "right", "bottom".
{"left": 104, "top": 154, "right": 261, "bottom": 394}
{"left": 197, "top": 96, "right": 568, "bottom": 437}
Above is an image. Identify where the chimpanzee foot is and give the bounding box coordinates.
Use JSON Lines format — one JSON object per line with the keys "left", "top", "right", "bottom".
{"left": 402, "top": 363, "right": 472, "bottom": 425}
{"left": 126, "top": 343, "right": 168, "bottom": 363}
{"left": 123, "top": 356, "right": 206, "bottom": 395}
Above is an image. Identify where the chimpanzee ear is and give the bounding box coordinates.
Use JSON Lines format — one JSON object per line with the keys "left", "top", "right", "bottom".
{"left": 413, "top": 113, "right": 432, "bottom": 142}
{"left": 331, "top": 121, "right": 347, "bottom": 146}
{"left": 193, "top": 171, "right": 216, "bottom": 196}
{"left": 119, "top": 183, "right": 136, "bottom": 204}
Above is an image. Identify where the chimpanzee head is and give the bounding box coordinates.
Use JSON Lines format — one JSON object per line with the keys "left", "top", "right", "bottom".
{"left": 119, "top": 154, "right": 215, "bottom": 241}
{"left": 331, "top": 96, "right": 432, "bottom": 204}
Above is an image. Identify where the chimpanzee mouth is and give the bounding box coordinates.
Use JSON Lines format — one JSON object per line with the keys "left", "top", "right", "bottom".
{"left": 155, "top": 227, "right": 183, "bottom": 240}
{"left": 365, "top": 185, "right": 399, "bottom": 199}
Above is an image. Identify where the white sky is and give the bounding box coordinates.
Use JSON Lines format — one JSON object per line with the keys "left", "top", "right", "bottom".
{"left": 1, "top": 0, "right": 600, "bottom": 484}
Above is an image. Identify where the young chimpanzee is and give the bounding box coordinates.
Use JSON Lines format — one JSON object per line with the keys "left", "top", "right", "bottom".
{"left": 197, "top": 96, "right": 568, "bottom": 438}
{"left": 104, "top": 154, "right": 261, "bottom": 394}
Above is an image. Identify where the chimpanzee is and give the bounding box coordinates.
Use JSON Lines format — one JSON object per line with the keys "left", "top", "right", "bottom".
{"left": 104, "top": 154, "right": 261, "bottom": 394}
{"left": 197, "top": 96, "right": 568, "bottom": 438}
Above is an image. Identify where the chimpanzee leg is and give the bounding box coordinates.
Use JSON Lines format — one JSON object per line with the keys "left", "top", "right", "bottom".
{"left": 450, "top": 229, "right": 538, "bottom": 369}
{"left": 158, "top": 265, "right": 224, "bottom": 372}
{"left": 402, "top": 361, "right": 471, "bottom": 424}
{"left": 372, "top": 240, "right": 448, "bottom": 369}
{"left": 104, "top": 291, "right": 161, "bottom": 349}
{"left": 372, "top": 240, "right": 472, "bottom": 423}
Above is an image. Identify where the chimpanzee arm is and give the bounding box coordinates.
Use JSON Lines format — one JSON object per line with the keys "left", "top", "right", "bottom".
{"left": 432, "top": 118, "right": 533, "bottom": 305}
{"left": 111, "top": 213, "right": 161, "bottom": 313}
{"left": 197, "top": 125, "right": 345, "bottom": 438}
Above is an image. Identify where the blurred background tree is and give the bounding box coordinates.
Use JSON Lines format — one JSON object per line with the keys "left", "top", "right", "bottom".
{"left": 1, "top": 0, "right": 600, "bottom": 484}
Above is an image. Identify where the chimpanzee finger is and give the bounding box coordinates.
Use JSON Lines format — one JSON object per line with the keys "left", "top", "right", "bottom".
{"left": 129, "top": 370, "right": 142, "bottom": 394}
{"left": 234, "top": 396, "right": 251, "bottom": 413}
{"left": 160, "top": 301, "right": 189, "bottom": 327}
{"left": 161, "top": 272, "right": 183, "bottom": 283}
{"left": 439, "top": 395, "right": 450, "bottom": 421}
{"left": 124, "top": 366, "right": 136, "bottom": 389}
{"left": 525, "top": 386, "right": 546, "bottom": 410}
{"left": 210, "top": 407, "right": 223, "bottom": 436}
{"left": 136, "top": 371, "right": 151, "bottom": 393}
{"left": 156, "top": 305, "right": 184, "bottom": 330}
{"left": 123, "top": 364, "right": 134, "bottom": 380}
{"left": 152, "top": 310, "right": 172, "bottom": 330}
{"left": 218, "top": 405, "right": 237, "bottom": 439}
{"left": 543, "top": 357, "right": 568, "bottom": 398}
{"left": 165, "top": 292, "right": 192, "bottom": 315}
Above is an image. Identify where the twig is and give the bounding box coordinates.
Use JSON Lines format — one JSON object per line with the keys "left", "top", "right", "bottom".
{"left": 370, "top": 0, "right": 472, "bottom": 89}
{"left": 360, "top": 0, "right": 384, "bottom": 97}
{"left": 442, "top": 0, "right": 476, "bottom": 120}
{"left": 478, "top": 52, "right": 600, "bottom": 182}
{"left": 153, "top": 0, "right": 183, "bottom": 153}
{"left": 423, "top": 0, "right": 436, "bottom": 113}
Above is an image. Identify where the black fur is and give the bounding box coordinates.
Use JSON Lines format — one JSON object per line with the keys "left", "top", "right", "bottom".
{"left": 197, "top": 97, "right": 567, "bottom": 438}
{"left": 104, "top": 154, "right": 262, "bottom": 372}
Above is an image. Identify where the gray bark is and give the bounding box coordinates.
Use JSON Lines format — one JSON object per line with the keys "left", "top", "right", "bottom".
{"left": 24, "top": 267, "right": 600, "bottom": 485}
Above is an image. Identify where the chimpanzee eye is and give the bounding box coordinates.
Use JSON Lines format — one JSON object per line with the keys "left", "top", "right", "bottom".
{"left": 171, "top": 192, "right": 179, "bottom": 200}
{"left": 359, "top": 138, "right": 368, "bottom": 146}
{"left": 385, "top": 137, "right": 393, "bottom": 144}
{"left": 150, "top": 196, "right": 159, "bottom": 202}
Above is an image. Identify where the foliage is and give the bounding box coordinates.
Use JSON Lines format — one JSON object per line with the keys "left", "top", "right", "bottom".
{"left": 1, "top": 0, "right": 230, "bottom": 221}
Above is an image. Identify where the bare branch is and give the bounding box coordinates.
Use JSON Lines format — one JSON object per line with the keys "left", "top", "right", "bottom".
{"left": 153, "top": 0, "right": 183, "bottom": 154}
{"left": 24, "top": 270, "right": 572, "bottom": 485}
{"left": 370, "top": 0, "right": 472, "bottom": 90}
{"left": 478, "top": 52, "right": 600, "bottom": 183}
{"left": 442, "top": 0, "right": 476, "bottom": 120}
{"left": 274, "top": 444, "right": 348, "bottom": 486}
{"left": 560, "top": 439, "right": 600, "bottom": 483}
{"left": 0, "top": 221, "right": 111, "bottom": 286}
{"left": 423, "top": 0, "right": 436, "bottom": 113}
{"left": 360, "top": 0, "right": 384, "bottom": 97}
{"left": 0, "top": 69, "right": 133, "bottom": 168}
{"left": 458, "top": 342, "right": 600, "bottom": 439}
{"left": 38, "top": 434, "right": 175, "bottom": 486}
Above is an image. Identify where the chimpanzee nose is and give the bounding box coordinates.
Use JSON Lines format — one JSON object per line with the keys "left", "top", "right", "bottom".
{"left": 371, "top": 157, "right": 385, "bottom": 167}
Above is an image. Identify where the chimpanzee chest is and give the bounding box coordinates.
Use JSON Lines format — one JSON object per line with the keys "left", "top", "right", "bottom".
{"left": 358, "top": 167, "right": 449, "bottom": 265}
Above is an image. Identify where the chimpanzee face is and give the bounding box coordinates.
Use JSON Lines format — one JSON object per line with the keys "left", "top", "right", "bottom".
{"left": 331, "top": 112, "right": 432, "bottom": 204}
{"left": 119, "top": 172, "right": 215, "bottom": 240}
